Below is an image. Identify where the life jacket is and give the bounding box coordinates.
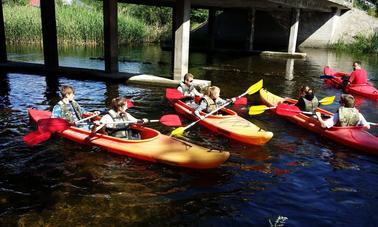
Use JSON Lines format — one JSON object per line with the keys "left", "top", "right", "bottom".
{"left": 106, "top": 109, "right": 131, "bottom": 138}
{"left": 58, "top": 100, "right": 83, "bottom": 123}
{"left": 338, "top": 107, "right": 360, "bottom": 127}
{"left": 178, "top": 82, "right": 195, "bottom": 96}
{"left": 302, "top": 96, "right": 319, "bottom": 112}
{"left": 201, "top": 96, "right": 218, "bottom": 113}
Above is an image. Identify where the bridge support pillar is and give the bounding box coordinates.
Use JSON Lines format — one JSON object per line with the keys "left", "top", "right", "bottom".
{"left": 248, "top": 8, "right": 256, "bottom": 51}
{"left": 208, "top": 8, "right": 216, "bottom": 51}
{"left": 0, "top": 4, "right": 6, "bottom": 63}
{"left": 329, "top": 7, "right": 341, "bottom": 44}
{"left": 41, "top": 0, "right": 59, "bottom": 70}
{"left": 288, "top": 8, "right": 300, "bottom": 54}
{"left": 173, "top": 0, "right": 191, "bottom": 81}
{"left": 103, "top": 0, "right": 118, "bottom": 73}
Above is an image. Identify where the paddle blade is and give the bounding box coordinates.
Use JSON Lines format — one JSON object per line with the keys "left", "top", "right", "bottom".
{"left": 170, "top": 127, "right": 185, "bottom": 137}
{"left": 233, "top": 97, "right": 247, "bottom": 105}
{"left": 275, "top": 103, "right": 302, "bottom": 117}
{"left": 247, "top": 79, "right": 263, "bottom": 95}
{"left": 38, "top": 118, "right": 71, "bottom": 133}
{"left": 166, "top": 88, "right": 184, "bottom": 101}
{"left": 249, "top": 105, "right": 269, "bottom": 115}
{"left": 160, "top": 114, "right": 182, "bottom": 127}
{"left": 126, "top": 99, "right": 134, "bottom": 108}
{"left": 319, "top": 96, "right": 335, "bottom": 105}
{"left": 320, "top": 75, "right": 336, "bottom": 79}
{"left": 23, "top": 131, "right": 52, "bottom": 146}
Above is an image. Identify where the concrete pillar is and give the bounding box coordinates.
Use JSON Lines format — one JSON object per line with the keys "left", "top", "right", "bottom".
{"left": 173, "top": 0, "right": 191, "bottom": 81}
{"left": 248, "top": 8, "right": 256, "bottom": 51}
{"left": 329, "top": 8, "right": 341, "bottom": 44}
{"left": 103, "top": 0, "right": 118, "bottom": 73}
{"left": 40, "top": 0, "right": 59, "bottom": 70}
{"left": 288, "top": 8, "right": 300, "bottom": 54}
{"left": 0, "top": 3, "right": 7, "bottom": 63}
{"left": 208, "top": 8, "right": 216, "bottom": 51}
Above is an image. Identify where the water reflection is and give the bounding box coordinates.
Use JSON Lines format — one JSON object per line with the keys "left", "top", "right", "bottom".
{"left": 0, "top": 71, "right": 10, "bottom": 108}
{"left": 104, "top": 82, "right": 119, "bottom": 107}
{"left": 44, "top": 73, "right": 60, "bottom": 108}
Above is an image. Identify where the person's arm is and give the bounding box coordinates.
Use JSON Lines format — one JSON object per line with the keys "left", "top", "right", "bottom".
{"left": 358, "top": 113, "right": 370, "bottom": 130}
{"left": 194, "top": 100, "right": 207, "bottom": 119}
{"left": 99, "top": 114, "right": 115, "bottom": 128}
{"left": 295, "top": 98, "right": 305, "bottom": 110}
{"left": 192, "top": 87, "right": 203, "bottom": 97}
{"left": 348, "top": 71, "right": 356, "bottom": 84}
{"left": 177, "top": 86, "right": 184, "bottom": 94}
{"left": 51, "top": 105, "right": 62, "bottom": 118}
{"left": 316, "top": 112, "right": 337, "bottom": 128}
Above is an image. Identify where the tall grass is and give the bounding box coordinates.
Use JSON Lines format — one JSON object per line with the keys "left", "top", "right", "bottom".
{"left": 332, "top": 32, "right": 378, "bottom": 54}
{"left": 3, "top": 4, "right": 159, "bottom": 45}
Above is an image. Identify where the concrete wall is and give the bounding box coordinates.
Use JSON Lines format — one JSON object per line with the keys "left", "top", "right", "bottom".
{"left": 191, "top": 8, "right": 378, "bottom": 51}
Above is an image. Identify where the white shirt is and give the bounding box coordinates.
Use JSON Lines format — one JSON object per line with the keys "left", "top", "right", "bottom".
{"left": 100, "top": 112, "right": 138, "bottom": 129}
{"left": 322, "top": 112, "right": 369, "bottom": 128}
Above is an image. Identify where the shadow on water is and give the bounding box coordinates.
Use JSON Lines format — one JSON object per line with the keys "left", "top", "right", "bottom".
{"left": 0, "top": 44, "right": 378, "bottom": 226}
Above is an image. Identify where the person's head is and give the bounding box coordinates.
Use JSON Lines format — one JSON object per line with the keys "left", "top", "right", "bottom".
{"left": 111, "top": 97, "right": 128, "bottom": 113}
{"left": 299, "top": 86, "right": 313, "bottom": 97}
{"left": 60, "top": 85, "right": 75, "bottom": 101}
{"left": 340, "top": 94, "right": 355, "bottom": 108}
{"left": 183, "top": 73, "right": 194, "bottom": 86}
{"left": 353, "top": 61, "right": 362, "bottom": 71}
{"left": 208, "top": 86, "right": 220, "bottom": 100}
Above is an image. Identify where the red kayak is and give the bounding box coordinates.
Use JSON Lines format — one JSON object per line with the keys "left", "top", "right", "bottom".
{"left": 260, "top": 89, "right": 378, "bottom": 155}
{"left": 323, "top": 66, "right": 378, "bottom": 100}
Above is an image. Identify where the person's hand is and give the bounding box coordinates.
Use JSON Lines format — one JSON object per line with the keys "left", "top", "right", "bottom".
{"left": 199, "top": 115, "right": 205, "bottom": 120}
{"left": 93, "top": 111, "right": 101, "bottom": 115}
{"left": 93, "top": 120, "right": 101, "bottom": 126}
{"left": 142, "top": 118, "right": 148, "bottom": 123}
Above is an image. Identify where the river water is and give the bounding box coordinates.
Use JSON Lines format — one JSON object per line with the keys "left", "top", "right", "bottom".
{"left": 0, "top": 44, "right": 377, "bottom": 226}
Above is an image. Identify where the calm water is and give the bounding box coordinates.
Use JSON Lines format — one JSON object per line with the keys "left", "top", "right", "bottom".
{"left": 0, "top": 44, "right": 378, "bottom": 226}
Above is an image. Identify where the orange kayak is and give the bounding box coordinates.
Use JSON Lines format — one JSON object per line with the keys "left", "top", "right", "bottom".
{"left": 168, "top": 96, "right": 273, "bottom": 146}
{"left": 28, "top": 108, "right": 230, "bottom": 169}
{"left": 260, "top": 89, "right": 378, "bottom": 155}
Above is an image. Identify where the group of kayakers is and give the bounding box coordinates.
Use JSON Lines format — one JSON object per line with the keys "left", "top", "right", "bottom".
{"left": 51, "top": 61, "right": 371, "bottom": 141}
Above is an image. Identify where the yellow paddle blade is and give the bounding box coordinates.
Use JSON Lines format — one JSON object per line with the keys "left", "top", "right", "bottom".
{"left": 319, "top": 96, "right": 335, "bottom": 105}
{"left": 248, "top": 105, "right": 269, "bottom": 115}
{"left": 247, "top": 79, "right": 263, "bottom": 95}
{"left": 170, "top": 127, "right": 185, "bottom": 137}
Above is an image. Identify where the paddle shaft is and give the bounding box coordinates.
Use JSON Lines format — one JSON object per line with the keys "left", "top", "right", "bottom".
{"left": 75, "top": 112, "right": 100, "bottom": 124}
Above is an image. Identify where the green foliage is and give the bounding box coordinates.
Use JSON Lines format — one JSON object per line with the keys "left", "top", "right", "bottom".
{"left": 191, "top": 9, "right": 208, "bottom": 23}
{"left": 332, "top": 32, "right": 378, "bottom": 54}
{"left": 121, "top": 4, "right": 172, "bottom": 26}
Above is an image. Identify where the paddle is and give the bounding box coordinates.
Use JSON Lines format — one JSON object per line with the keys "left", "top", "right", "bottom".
{"left": 23, "top": 112, "right": 102, "bottom": 146}
{"left": 320, "top": 75, "right": 336, "bottom": 79}
{"left": 165, "top": 88, "right": 248, "bottom": 105}
{"left": 249, "top": 95, "right": 335, "bottom": 115}
{"left": 93, "top": 114, "right": 182, "bottom": 128}
{"left": 171, "top": 79, "right": 263, "bottom": 137}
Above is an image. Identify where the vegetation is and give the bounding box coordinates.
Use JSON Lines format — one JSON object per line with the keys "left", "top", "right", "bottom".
{"left": 2, "top": 1, "right": 209, "bottom": 45}
{"left": 332, "top": 32, "right": 378, "bottom": 54}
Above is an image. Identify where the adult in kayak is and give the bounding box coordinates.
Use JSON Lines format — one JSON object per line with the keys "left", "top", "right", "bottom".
{"left": 194, "top": 86, "right": 235, "bottom": 120}
{"left": 315, "top": 94, "right": 370, "bottom": 129}
{"left": 295, "top": 85, "right": 319, "bottom": 112}
{"left": 177, "top": 73, "right": 203, "bottom": 98}
{"left": 341, "top": 61, "right": 368, "bottom": 88}
{"left": 52, "top": 85, "right": 88, "bottom": 124}
{"left": 93, "top": 97, "right": 148, "bottom": 139}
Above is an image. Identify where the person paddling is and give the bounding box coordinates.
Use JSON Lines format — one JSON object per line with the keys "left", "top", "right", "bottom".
{"left": 342, "top": 61, "right": 368, "bottom": 88}
{"left": 316, "top": 94, "right": 370, "bottom": 129}
{"left": 194, "top": 86, "right": 235, "bottom": 120}
{"left": 295, "top": 86, "right": 319, "bottom": 112}
{"left": 93, "top": 97, "right": 148, "bottom": 139}
{"left": 52, "top": 85, "right": 87, "bottom": 124}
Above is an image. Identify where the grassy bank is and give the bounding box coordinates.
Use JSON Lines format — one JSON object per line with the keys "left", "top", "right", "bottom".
{"left": 332, "top": 32, "right": 378, "bottom": 54}
{"left": 3, "top": 4, "right": 165, "bottom": 45}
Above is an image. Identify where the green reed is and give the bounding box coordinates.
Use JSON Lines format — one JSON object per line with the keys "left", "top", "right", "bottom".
{"left": 332, "top": 32, "right": 378, "bottom": 54}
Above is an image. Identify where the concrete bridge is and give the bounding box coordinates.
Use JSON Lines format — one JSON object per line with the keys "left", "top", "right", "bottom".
{"left": 0, "top": 0, "right": 355, "bottom": 83}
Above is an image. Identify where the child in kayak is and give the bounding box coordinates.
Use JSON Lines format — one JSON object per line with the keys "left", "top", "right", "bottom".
{"left": 194, "top": 86, "right": 235, "bottom": 119}
{"left": 52, "top": 85, "right": 87, "bottom": 124}
{"left": 93, "top": 97, "right": 148, "bottom": 139}
{"left": 316, "top": 94, "right": 370, "bottom": 129}
{"left": 295, "top": 86, "right": 319, "bottom": 112}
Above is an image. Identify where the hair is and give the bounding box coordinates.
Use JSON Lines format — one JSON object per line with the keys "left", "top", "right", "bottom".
{"left": 184, "top": 73, "right": 194, "bottom": 81}
{"left": 111, "top": 97, "right": 127, "bottom": 111}
{"left": 353, "top": 61, "right": 362, "bottom": 66}
{"left": 207, "top": 86, "right": 220, "bottom": 98}
{"left": 299, "top": 85, "right": 313, "bottom": 96}
{"left": 340, "top": 94, "right": 355, "bottom": 108}
{"left": 60, "top": 85, "right": 75, "bottom": 98}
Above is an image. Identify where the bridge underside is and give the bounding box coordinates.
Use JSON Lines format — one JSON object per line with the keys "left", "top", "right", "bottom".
{"left": 120, "top": 0, "right": 352, "bottom": 12}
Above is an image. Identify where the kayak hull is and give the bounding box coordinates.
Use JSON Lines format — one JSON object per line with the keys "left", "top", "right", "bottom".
{"left": 28, "top": 108, "right": 230, "bottom": 169}
{"left": 170, "top": 99, "right": 273, "bottom": 146}
{"left": 323, "top": 66, "right": 378, "bottom": 100}
{"left": 259, "top": 89, "right": 378, "bottom": 155}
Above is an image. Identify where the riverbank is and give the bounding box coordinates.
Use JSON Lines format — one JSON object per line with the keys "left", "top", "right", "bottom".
{"left": 332, "top": 32, "right": 378, "bottom": 54}
{"left": 3, "top": 4, "right": 166, "bottom": 45}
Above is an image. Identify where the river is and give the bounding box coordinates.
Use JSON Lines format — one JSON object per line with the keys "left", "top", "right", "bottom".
{"left": 0, "top": 44, "right": 377, "bottom": 226}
